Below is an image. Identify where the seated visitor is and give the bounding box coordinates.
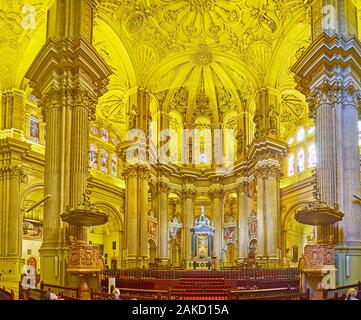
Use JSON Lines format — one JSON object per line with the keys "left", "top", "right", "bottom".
{"left": 112, "top": 288, "right": 121, "bottom": 300}
{"left": 345, "top": 288, "right": 358, "bottom": 300}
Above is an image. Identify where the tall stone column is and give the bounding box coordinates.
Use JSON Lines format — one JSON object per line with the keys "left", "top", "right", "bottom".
{"left": 158, "top": 182, "right": 169, "bottom": 264}
{"left": 0, "top": 89, "right": 29, "bottom": 281}
{"left": 0, "top": 161, "right": 28, "bottom": 281}
{"left": 139, "top": 166, "right": 150, "bottom": 267}
{"left": 254, "top": 163, "right": 283, "bottom": 262}
{"left": 122, "top": 164, "right": 150, "bottom": 268}
{"left": 25, "top": 0, "right": 111, "bottom": 285}
{"left": 256, "top": 175, "right": 265, "bottom": 257}
{"left": 237, "top": 181, "right": 249, "bottom": 262}
{"left": 183, "top": 189, "right": 195, "bottom": 262}
{"left": 292, "top": 30, "right": 361, "bottom": 286}
{"left": 209, "top": 189, "right": 223, "bottom": 260}
{"left": 1, "top": 89, "right": 24, "bottom": 131}
{"left": 123, "top": 166, "right": 138, "bottom": 268}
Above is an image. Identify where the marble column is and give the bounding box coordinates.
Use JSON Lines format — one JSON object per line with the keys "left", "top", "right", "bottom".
{"left": 183, "top": 189, "right": 195, "bottom": 261}
{"left": 0, "top": 163, "right": 27, "bottom": 281}
{"left": 255, "top": 165, "right": 281, "bottom": 261}
{"left": 139, "top": 167, "right": 149, "bottom": 267}
{"left": 25, "top": 0, "right": 111, "bottom": 285}
{"left": 237, "top": 182, "right": 249, "bottom": 262}
{"left": 210, "top": 190, "right": 223, "bottom": 259}
{"left": 0, "top": 90, "right": 29, "bottom": 281}
{"left": 158, "top": 183, "right": 169, "bottom": 264}
{"left": 123, "top": 167, "right": 138, "bottom": 268}
{"left": 256, "top": 175, "right": 265, "bottom": 257}
{"left": 292, "top": 32, "right": 361, "bottom": 284}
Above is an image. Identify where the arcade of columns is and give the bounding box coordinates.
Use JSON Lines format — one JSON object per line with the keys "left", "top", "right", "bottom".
{"left": 0, "top": 0, "right": 360, "bottom": 288}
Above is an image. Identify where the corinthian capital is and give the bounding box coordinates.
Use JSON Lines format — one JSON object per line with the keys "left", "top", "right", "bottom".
{"left": 183, "top": 188, "right": 196, "bottom": 200}
{"left": 236, "top": 181, "right": 249, "bottom": 194}
{"left": 254, "top": 163, "right": 281, "bottom": 179}
{"left": 308, "top": 80, "right": 361, "bottom": 117}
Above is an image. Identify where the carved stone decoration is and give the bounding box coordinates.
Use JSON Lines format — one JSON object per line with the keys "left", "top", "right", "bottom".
{"left": 169, "top": 215, "right": 182, "bottom": 240}
{"left": 248, "top": 210, "right": 257, "bottom": 241}
{"left": 68, "top": 241, "right": 101, "bottom": 273}
{"left": 303, "top": 244, "right": 335, "bottom": 268}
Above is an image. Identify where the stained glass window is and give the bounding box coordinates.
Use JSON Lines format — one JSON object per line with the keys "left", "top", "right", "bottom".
{"left": 200, "top": 152, "right": 206, "bottom": 163}
{"left": 30, "top": 115, "right": 39, "bottom": 143}
{"left": 288, "top": 154, "right": 295, "bottom": 176}
{"left": 101, "top": 149, "right": 108, "bottom": 172}
{"left": 89, "top": 144, "right": 98, "bottom": 169}
{"left": 296, "top": 128, "right": 305, "bottom": 142}
{"left": 308, "top": 143, "right": 316, "bottom": 168}
{"left": 297, "top": 149, "right": 305, "bottom": 173}
{"left": 101, "top": 129, "right": 109, "bottom": 142}
{"left": 111, "top": 154, "right": 118, "bottom": 177}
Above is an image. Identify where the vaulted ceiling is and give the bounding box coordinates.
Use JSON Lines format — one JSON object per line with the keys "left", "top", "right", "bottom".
{"left": 0, "top": 0, "right": 317, "bottom": 141}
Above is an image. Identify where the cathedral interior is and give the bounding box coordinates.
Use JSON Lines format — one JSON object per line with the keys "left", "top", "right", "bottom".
{"left": 0, "top": 0, "right": 361, "bottom": 300}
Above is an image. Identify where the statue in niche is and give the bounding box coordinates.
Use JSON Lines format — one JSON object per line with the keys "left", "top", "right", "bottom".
{"left": 269, "top": 105, "right": 278, "bottom": 133}
{"left": 128, "top": 104, "right": 137, "bottom": 129}
{"left": 253, "top": 111, "right": 263, "bottom": 138}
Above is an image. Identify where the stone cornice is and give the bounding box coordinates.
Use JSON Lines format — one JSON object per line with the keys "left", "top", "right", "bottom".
{"left": 292, "top": 33, "right": 361, "bottom": 95}
{"left": 26, "top": 37, "right": 112, "bottom": 98}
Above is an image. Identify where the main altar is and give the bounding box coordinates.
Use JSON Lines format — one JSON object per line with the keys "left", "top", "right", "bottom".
{"left": 187, "top": 205, "right": 216, "bottom": 270}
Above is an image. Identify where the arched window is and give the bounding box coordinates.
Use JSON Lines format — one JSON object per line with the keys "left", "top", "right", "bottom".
{"left": 288, "top": 137, "right": 294, "bottom": 144}
{"left": 101, "top": 129, "right": 109, "bottom": 142}
{"left": 101, "top": 149, "right": 108, "bottom": 172}
{"left": 30, "top": 115, "right": 39, "bottom": 143}
{"left": 296, "top": 128, "right": 305, "bottom": 142}
{"left": 308, "top": 127, "right": 315, "bottom": 135}
{"left": 297, "top": 149, "right": 305, "bottom": 173}
{"left": 89, "top": 144, "right": 98, "bottom": 168}
{"left": 308, "top": 143, "right": 316, "bottom": 168}
{"left": 111, "top": 154, "right": 118, "bottom": 177}
{"left": 288, "top": 154, "right": 295, "bottom": 176}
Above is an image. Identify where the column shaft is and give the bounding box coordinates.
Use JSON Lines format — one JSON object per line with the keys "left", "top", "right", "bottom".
{"left": 238, "top": 190, "right": 249, "bottom": 261}
{"left": 159, "top": 190, "right": 169, "bottom": 262}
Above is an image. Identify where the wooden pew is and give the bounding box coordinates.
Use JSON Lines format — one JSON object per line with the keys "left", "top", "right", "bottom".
{"left": 228, "top": 287, "right": 299, "bottom": 300}
{"left": 0, "top": 286, "right": 14, "bottom": 300}
{"left": 40, "top": 281, "right": 80, "bottom": 299}
{"left": 323, "top": 282, "right": 361, "bottom": 300}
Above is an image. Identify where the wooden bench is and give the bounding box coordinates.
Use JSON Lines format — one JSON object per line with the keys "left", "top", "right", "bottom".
{"left": 228, "top": 287, "right": 298, "bottom": 299}
{"left": 323, "top": 282, "right": 361, "bottom": 300}
{"left": 0, "top": 287, "right": 14, "bottom": 300}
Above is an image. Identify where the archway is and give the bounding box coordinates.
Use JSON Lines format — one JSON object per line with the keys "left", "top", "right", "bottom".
{"left": 89, "top": 203, "right": 124, "bottom": 269}
{"left": 148, "top": 239, "right": 157, "bottom": 264}
{"left": 168, "top": 193, "right": 183, "bottom": 265}
{"left": 283, "top": 211, "right": 314, "bottom": 267}
{"left": 248, "top": 239, "right": 258, "bottom": 259}
{"left": 21, "top": 187, "right": 44, "bottom": 275}
{"left": 111, "top": 259, "right": 117, "bottom": 270}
